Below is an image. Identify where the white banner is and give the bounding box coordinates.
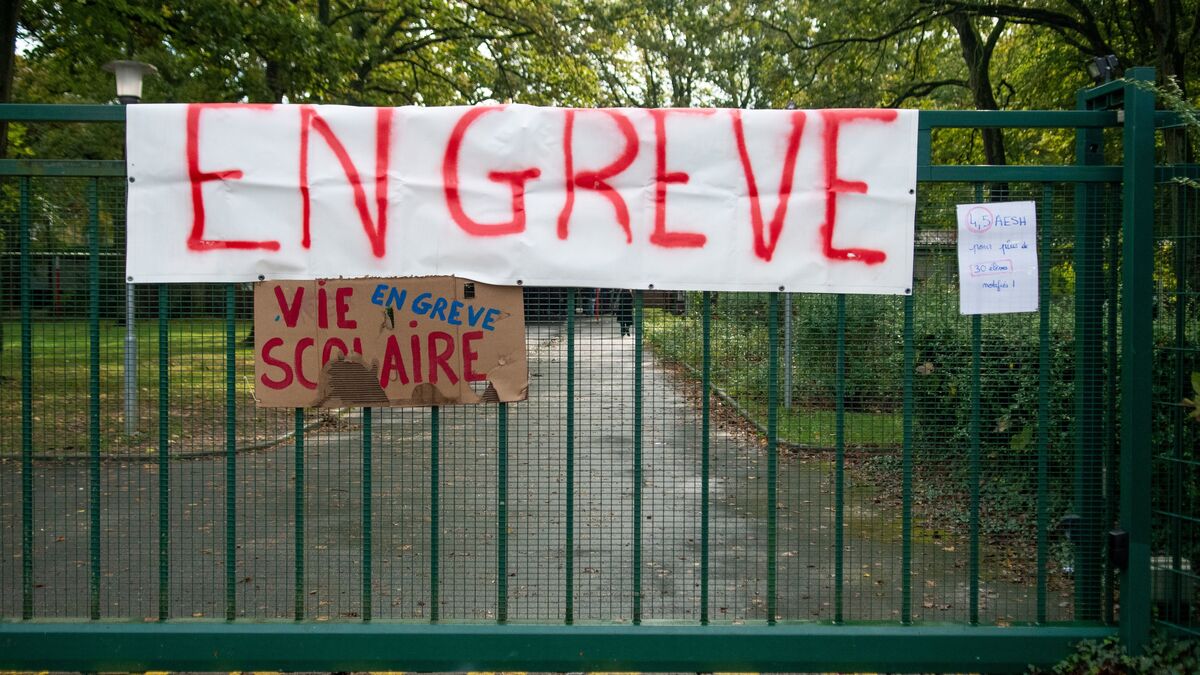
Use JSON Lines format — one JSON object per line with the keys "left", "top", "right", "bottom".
{"left": 126, "top": 103, "right": 917, "bottom": 293}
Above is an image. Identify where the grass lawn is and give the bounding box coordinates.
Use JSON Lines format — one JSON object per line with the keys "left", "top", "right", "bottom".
{"left": 643, "top": 309, "right": 903, "bottom": 448}
{"left": 3, "top": 310, "right": 904, "bottom": 456}
{"left": 1, "top": 318, "right": 292, "bottom": 456}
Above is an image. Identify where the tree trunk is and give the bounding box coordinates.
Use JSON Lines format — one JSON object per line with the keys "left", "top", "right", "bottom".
{"left": 949, "top": 11, "right": 1007, "bottom": 168}
{"left": 0, "top": 0, "right": 22, "bottom": 159}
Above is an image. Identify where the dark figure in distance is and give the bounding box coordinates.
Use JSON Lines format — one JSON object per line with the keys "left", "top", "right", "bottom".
{"left": 616, "top": 289, "right": 634, "bottom": 336}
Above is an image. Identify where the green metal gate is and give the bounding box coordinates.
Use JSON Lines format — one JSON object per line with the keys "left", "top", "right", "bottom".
{"left": 0, "top": 68, "right": 1188, "bottom": 672}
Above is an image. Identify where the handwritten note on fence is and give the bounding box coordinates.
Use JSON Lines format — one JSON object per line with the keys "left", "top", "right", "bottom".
{"left": 956, "top": 201, "right": 1038, "bottom": 315}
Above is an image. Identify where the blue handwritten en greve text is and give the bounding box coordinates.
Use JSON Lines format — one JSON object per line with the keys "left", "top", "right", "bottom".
{"left": 370, "top": 284, "right": 501, "bottom": 331}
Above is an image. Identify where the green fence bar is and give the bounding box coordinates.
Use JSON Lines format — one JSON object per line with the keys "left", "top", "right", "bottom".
{"left": 564, "top": 289, "right": 576, "bottom": 625}
{"left": 0, "top": 103, "right": 126, "bottom": 122}
{"left": 1036, "top": 186, "right": 1052, "bottom": 624}
{"left": 834, "top": 294, "right": 846, "bottom": 624}
{"left": 87, "top": 179, "right": 101, "bottom": 621}
{"left": 429, "top": 406, "right": 439, "bottom": 623}
{"left": 1073, "top": 91, "right": 1106, "bottom": 622}
{"left": 1104, "top": 190, "right": 1120, "bottom": 626}
{"left": 633, "top": 291, "right": 644, "bottom": 625}
{"left": 901, "top": 294, "right": 914, "bottom": 625}
{"left": 497, "top": 403, "right": 509, "bottom": 624}
{"left": 19, "top": 175, "right": 32, "bottom": 621}
{"left": 158, "top": 287, "right": 170, "bottom": 621}
{"left": 0, "top": 622, "right": 1119, "bottom": 674}
{"left": 1168, "top": 188, "right": 1187, "bottom": 625}
{"left": 970, "top": 313, "right": 981, "bottom": 626}
{"left": 969, "top": 183, "right": 983, "bottom": 627}
{"left": 1118, "top": 67, "right": 1155, "bottom": 654}
{"left": 225, "top": 284, "right": 237, "bottom": 622}
{"left": 919, "top": 109, "right": 1118, "bottom": 128}
{"left": 362, "top": 408, "right": 373, "bottom": 622}
{"left": 294, "top": 408, "right": 305, "bottom": 622}
{"left": 0, "top": 159, "right": 125, "bottom": 177}
{"left": 700, "top": 291, "right": 711, "bottom": 626}
{"left": 766, "top": 293, "right": 779, "bottom": 624}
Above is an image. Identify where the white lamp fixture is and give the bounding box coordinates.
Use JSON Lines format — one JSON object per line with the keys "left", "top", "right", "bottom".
{"left": 102, "top": 60, "right": 158, "bottom": 104}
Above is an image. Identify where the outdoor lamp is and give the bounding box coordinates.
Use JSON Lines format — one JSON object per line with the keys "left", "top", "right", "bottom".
{"left": 1086, "top": 55, "right": 1120, "bottom": 85}
{"left": 104, "top": 59, "right": 156, "bottom": 436}
{"left": 102, "top": 60, "right": 158, "bottom": 104}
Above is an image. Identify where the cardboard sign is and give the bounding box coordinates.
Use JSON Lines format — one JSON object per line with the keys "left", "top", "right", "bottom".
{"left": 956, "top": 201, "right": 1039, "bottom": 315}
{"left": 126, "top": 104, "right": 918, "bottom": 294}
{"left": 254, "top": 276, "right": 527, "bottom": 407}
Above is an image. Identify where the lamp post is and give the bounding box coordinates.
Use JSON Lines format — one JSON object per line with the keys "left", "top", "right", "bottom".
{"left": 1086, "top": 55, "right": 1120, "bottom": 86}
{"left": 103, "top": 60, "right": 158, "bottom": 104}
{"left": 782, "top": 101, "right": 796, "bottom": 410}
{"left": 104, "top": 59, "right": 157, "bottom": 436}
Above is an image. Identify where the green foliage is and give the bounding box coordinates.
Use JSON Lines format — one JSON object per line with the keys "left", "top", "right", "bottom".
{"left": 910, "top": 296, "right": 1078, "bottom": 534}
{"left": 1183, "top": 372, "right": 1200, "bottom": 421}
{"left": 1031, "top": 634, "right": 1199, "bottom": 675}
{"left": 15, "top": 0, "right": 603, "bottom": 107}
{"left": 645, "top": 284, "right": 1085, "bottom": 538}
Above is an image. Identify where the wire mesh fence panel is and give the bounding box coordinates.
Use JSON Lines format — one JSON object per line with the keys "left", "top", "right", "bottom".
{"left": 1152, "top": 167, "right": 1200, "bottom": 638}
{"left": 0, "top": 171, "right": 1128, "bottom": 629}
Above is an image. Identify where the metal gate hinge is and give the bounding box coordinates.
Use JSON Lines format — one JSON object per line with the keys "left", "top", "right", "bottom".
{"left": 1109, "top": 529, "right": 1130, "bottom": 570}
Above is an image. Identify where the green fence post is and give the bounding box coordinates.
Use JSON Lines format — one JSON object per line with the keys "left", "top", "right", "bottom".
{"left": 1119, "top": 66, "right": 1155, "bottom": 654}
{"left": 1037, "top": 185, "right": 1052, "bottom": 624}
{"left": 565, "top": 288, "right": 575, "bottom": 625}
{"left": 701, "top": 291, "right": 711, "bottom": 626}
{"left": 901, "top": 294, "right": 914, "bottom": 625}
{"left": 632, "top": 290, "right": 644, "bottom": 625}
{"left": 19, "top": 175, "right": 32, "bottom": 621}
{"left": 1166, "top": 171, "right": 1188, "bottom": 627}
{"left": 429, "top": 406, "right": 439, "bottom": 623}
{"left": 969, "top": 184, "right": 983, "bottom": 627}
{"left": 767, "top": 292, "right": 779, "bottom": 625}
{"left": 158, "top": 286, "right": 170, "bottom": 621}
{"left": 87, "top": 179, "right": 101, "bottom": 621}
{"left": 225, "top": 284, "right": 237, "bottom": 622}
{"left": 1073, "top": 89, "right": 1106, "bottom": 621}
{"left": 834, "top": 294, "right": 846, "bottom": 624}
{"left": 497, "top": 403, "right": 508, "bottom": 624}
{"left": 1104, "top": 186, "right": 1121, "bottom": 626}
{"left": 970, "top": 313, "right": 981, "bottom": 626}
{"left": 362, "top": 407, "right": 373, "bottom": 622}
{"left": 294, "top": 408, "right": 304, "bottom": 622}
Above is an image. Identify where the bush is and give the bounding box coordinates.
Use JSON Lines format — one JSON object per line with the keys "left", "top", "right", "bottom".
{"left": 1032, "top": 634, "right": 1199, "bottom": 674}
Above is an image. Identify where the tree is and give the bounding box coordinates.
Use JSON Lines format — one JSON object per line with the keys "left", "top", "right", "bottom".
{"left": 1, "top": 0, "right": 21, "bottom": 159}
{"left": 927, "top": 0, "right": 1200, "bottom": 160}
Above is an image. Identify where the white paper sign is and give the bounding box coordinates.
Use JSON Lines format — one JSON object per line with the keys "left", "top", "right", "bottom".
{"left": 125, "top": 104, "right": 918, "bottom": 293}
{"left": 956, "top": 201, "right": 1039, "bottom": 314}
